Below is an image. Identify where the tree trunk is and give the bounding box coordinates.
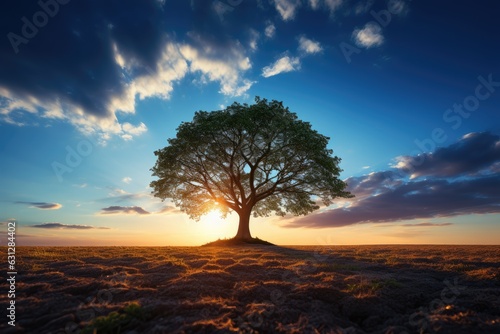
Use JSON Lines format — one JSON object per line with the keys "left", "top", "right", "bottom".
{"left": 235, "top": 208, "right": 252, "bottom": 240}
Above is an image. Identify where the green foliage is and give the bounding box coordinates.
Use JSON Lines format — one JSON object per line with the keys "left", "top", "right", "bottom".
{"left": 82, "top": 302, "right": 150, "bottom": 334}
{"left": 151, "top": 97, "right": 353, "bottom": 225}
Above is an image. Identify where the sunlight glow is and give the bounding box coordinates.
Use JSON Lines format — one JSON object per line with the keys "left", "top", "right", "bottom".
{"left": 204, "top": 209, "right": 224, "bottom": 225}
{"left": 198, "top": 209, "right": 235, "bottom": 242}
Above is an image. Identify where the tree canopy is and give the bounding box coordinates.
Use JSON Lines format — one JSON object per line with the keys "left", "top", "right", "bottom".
{"left": 150, "top": 97, "right": 353, "bottom": 241}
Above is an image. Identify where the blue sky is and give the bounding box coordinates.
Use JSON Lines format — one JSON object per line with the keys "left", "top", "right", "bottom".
{"left": 1, "top": 0, "right": 499, "bottom": 245}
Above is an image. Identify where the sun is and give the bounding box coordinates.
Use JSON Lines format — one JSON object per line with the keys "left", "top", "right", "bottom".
{"left": 198, "top": 209, "right": 235, "bottom": 241}
{"left": 203, "top": 209, "right": 223, "bottom": 225}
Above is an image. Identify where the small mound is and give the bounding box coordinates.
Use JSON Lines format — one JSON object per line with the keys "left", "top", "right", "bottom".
{"left": 201, "top": 237, "right": 275, "bottom": 247}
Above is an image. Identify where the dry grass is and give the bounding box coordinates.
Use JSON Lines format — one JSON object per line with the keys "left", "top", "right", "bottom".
{"left": 1, "top": 245, "right": 499, "bottom": 333}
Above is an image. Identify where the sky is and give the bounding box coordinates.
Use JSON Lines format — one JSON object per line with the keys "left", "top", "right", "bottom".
{"left": 1, "top": 0, "right": 499, "bottom": 246}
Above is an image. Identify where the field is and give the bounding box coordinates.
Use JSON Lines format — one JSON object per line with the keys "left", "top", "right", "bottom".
{"left": 2, "top": 245, "right": 499, "bottom": 333}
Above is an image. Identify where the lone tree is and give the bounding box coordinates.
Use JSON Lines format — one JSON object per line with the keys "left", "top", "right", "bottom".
{"left": 150, "top": 97, "right": 352, "bottom": 242}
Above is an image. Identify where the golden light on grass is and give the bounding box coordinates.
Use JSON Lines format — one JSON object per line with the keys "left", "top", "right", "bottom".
{"left": 12, "top": 245, "right": 500, "bottom": 332}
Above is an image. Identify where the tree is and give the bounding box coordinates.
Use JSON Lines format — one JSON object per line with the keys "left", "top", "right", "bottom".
{"left": 150, "top": 97, "right": 353, "bottom": 241}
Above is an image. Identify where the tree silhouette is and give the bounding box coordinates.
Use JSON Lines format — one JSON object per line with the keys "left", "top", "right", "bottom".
{"left": 150, "top": 97, "right": 352, "bottom": 242}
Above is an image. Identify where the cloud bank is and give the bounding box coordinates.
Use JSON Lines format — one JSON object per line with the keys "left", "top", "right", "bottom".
{"left": 100, "top": 206, "right": 150, "bottom": 215}
{"left": 284, "top": 132, "right": 500, "bottom": 228}
{"left": 262, "top": 56, "right": 301, "bottom": 78}
{"left": 0, "top": 1, "right": 255, "bottom": 142}
{"left": 1, "top": 0, "right": 411, "bottom": 141}
{"left": 17, "top": 201, "right": 62, "bottom": 210}
{"left": 31, "top": 222, "right": 110, "bottom": 230}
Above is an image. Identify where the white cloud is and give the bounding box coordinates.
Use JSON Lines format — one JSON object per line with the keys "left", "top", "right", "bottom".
{"left": 265, "top": 22, "right": 276, "bottom": 38}
{"left": 309, "top": 0, "right": 343, "bottom": 14}
{"left": 180, "top": 44, "right": 254, "bottom": 96}
{"left": 112, "top": 42, "right": 189, "bottom": 113}
{"left": 108, "top": 187, "right": 129, "bottom": 197}
{"left": 354, "top": 0, "right": 374, "bottom": 15}
{"left": 122, "top": 122, "right": 147, "bottom": 136}
{"left": 273, "top": 0, "right": 301, "bottom": 21}
{"left": 353, "top": 22, "right": 384, "bottom": 48}
{"left": 388, "top": 0, "right": 408, "bottom": 15}
{"left": 325, "top": 0, "right": 343, "bottom": 14}
{"left": 0, "top": 43, "right": 180, "bottom": 144}
{"left": 213, "top": 0, "right": 234, "bottom": 21}
{"left": 121, "top": 134, "right": 133, "bottom": 141}
{"left": 249, "top": 29, "right": 259, "bottom": 51}
{"left": 0, "top": 38, "right": 255, "bottom": 142}
{"left": 298, "top": 36, "right": 323, "bottom": 54}
{"left": 262, "top": 56, "right": 301, "bottom": 78}
{"left": 309, "top": 0, "right": 320, "bottom": 10}
{"left": 122, "top": 177, "right": 132, "bottom": 184}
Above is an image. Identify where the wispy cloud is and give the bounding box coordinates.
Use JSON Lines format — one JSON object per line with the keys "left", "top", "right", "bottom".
{"left": 308, "top": 0, "right": 343, "bottom": 15}
{"left": 353, "top": 22, "right": 384, "bottom": 48}
{"left": 31, "top": 222, "right": 110, "bottom": 230}
{"left": 121, "top": 123, "right": 147, "bottom": 141}
{"left": 265, "top": 21, "right": 276, "bottom": 38}
{"left": 180, "top": 43, "right": 254, "bottom": 97}
{"left": 325, "top": 0, "right": 343, "bottom": 15}
{"left": 298, "top": 36, "right": 323, "bottom": 54}
{"left": 354, "top": 0, "right": 374, "bottom": 15}
{"left": 0, "top": 2, "right": 255, "bottom": 142}
{"left": 100, "top": 206, "right": 150, "bottom": 215}
{"left": 402, "top": 222, "right": 453, "bottom": 227}
{"left": 0, "top": 1, "right": 168, "bottom": 142}
{"left": 262, "top": 56, "right": 301, "bottom": 78}
{"left": 394, "top": 132, "right": 500, "bottom": 178}
{"left": 16, "top": 202, "right": 62, "bottom": 210}
{"left": 156, "top": 205, "right": 180, "bottom": 214}
{"left": 309, "top": 0, "right": 320, "bottom": 10}
{"left": 107, "top": 187, "right": 129, "bottom": 197}
{"left": 283, "top": 132, "right": 500, "bottom": 228}
{"left": 98, "top": 189, "right": 149, "bottom": 203}
{"left": 249, "top": 29, "right": 260, "bottom": 51}
{"left": 122, "top": 177, "right": 132, "bottom": 184}
{"left": 388, "top": 0, "right": 409, "bottom": 15}
{"left": 273, "top": 0, "right": 301, "bottom": 21}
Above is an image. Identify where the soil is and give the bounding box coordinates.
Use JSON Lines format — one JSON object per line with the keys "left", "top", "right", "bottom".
{"left": 202, "top": 237, "right": 275, "bottom": 247}
{"left": 1, "top": 245, "right": 499, "bottom": 333}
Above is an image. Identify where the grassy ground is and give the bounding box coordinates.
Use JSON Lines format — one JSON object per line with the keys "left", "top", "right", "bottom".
{"left": 1, "top": 245, "right": 499, "bottom": 333}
